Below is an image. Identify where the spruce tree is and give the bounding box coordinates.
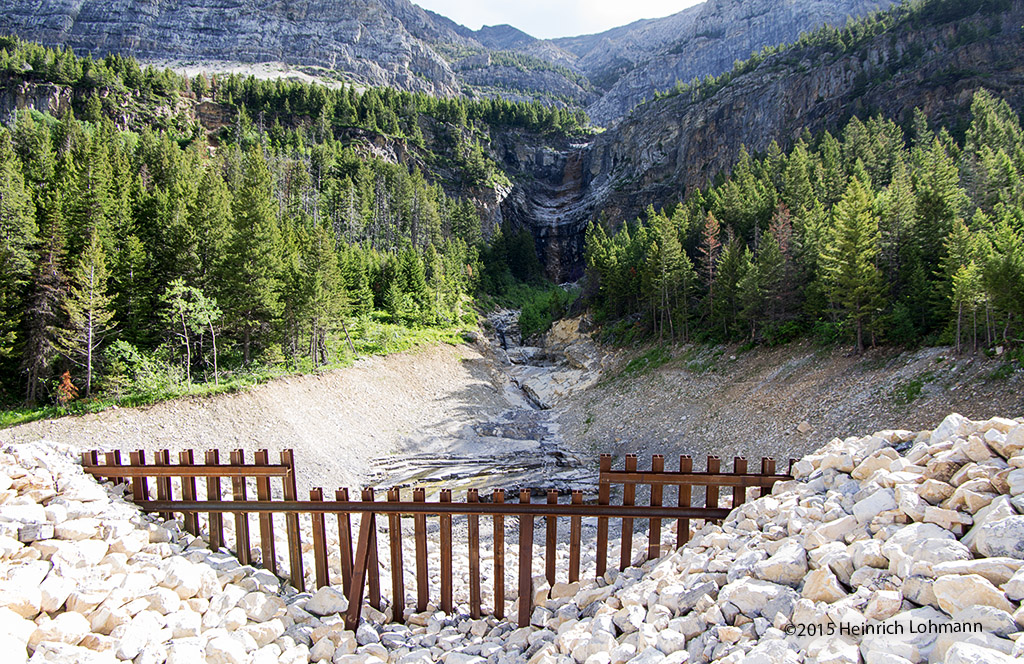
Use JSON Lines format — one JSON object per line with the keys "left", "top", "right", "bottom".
{"left": 21, "top": 190, "right": 66, "bottom": 405}
{"left": 57, "top": 229, "right": 115, "bottom": 396}
{"left": 698, "top": 212, "right": 722, "bottom": 315}
{"left": 820, "top": 178, "right": 883, "bottom": 352}
{"left": 0, "top": 131, "right": 38, "bottom": 384}
{"left": 226, "top": 149, "right": 284, "bottom": 364}
{"left": 647, "top": 210, "right": 683, "bottom": 341}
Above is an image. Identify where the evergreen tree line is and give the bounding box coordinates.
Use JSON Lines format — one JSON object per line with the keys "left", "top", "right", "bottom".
{"left": 214, "top": 73, "right": 589, "bottom": 141}
{"left": 584, "top": 90, "right": 1024, "bottom": 353}
{"left": 0, "top": 35, "right": 588, "bottom": 141}
{"left": 0, "top": 107, "right": 492, "bottom": 406}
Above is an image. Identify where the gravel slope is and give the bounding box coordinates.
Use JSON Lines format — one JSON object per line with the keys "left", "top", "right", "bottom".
{"left": 0, "top": 344, "right": 508, "bottom": 493}
{"left": 557, "top": 342, "right": 1024, "bottom": 470}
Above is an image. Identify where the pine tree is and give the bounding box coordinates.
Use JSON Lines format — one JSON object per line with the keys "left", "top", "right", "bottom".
{"left": 820, "top": 178, "right": 883, "bottom": 352}
{"left": 647, "top": 210, "right": 683, "bottom": 341}
{"left": 21, "top": 189, "right": 66, "bottom": 405}
{"left": 943, "top": 218, "right": 984, "bottom": 353}
{"left": 68, "top": 129, "right": 113, "bottom": 261}
{"left": 57, "top": 229, "right": 115, "bottom": 396}
{"left": 878, "top": 155, "right": 917, "bottom": 297}
{"left": 189, "top": 165, "right": 233, "bottom": 294}
{"left": 982, "top": 215, "right": 1024, "bottom": 343}
{"left": 711, "top": 238, "right": 751, "bottom": 339}
{"left": 302, "top": 223, "right": 349, "bottom": 365}
{"left": 226, "top": 149, "right": 284, "bottom": 364}
{"left": 698, "top": 212, "right": 722, "bottom": 315}
{"left": 0, "top": 131, "right": 38, "bottom": 386}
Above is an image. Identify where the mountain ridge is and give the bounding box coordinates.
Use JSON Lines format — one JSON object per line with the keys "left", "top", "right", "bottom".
{"left": 0, "top": 0, "right": 895, "bottom": 122}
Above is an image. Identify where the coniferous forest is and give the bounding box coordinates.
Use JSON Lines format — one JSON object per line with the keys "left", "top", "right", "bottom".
{"left": 585, "top": 91, "right": 1024, "bottom": 354}
{"left": 2, "top": 8, "right": 1024, "bottom": 417}
{"left": 0, "top": 37, "right": 580, "bottom": 413}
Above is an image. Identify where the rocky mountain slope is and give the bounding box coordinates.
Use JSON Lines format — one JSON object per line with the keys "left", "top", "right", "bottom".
{"left": 0, "top": 0, "right": 891, "bottom": 121}
{"left": 556, "top": 0, "right": 897, "bottom": 124}
{"left": 509, "top": 0, "right": 1024, "bottom": 279}
{"left": 0, "top": 0, "right": 470, "bottom": 96}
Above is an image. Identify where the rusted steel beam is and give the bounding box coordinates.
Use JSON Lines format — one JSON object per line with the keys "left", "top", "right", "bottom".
{"left": 439, "top": 489, "right": 453, "bottom": 613}
{"left": 311, "top": 488, "right": 329, "bottom": 589}
{"left": 230, "top": 449, "right": 251, "bottom": 565}
{"left": 83, "top": 465, "right": 291, "bottom": 477}
{"left": 364, "top": 488, "right": 381, "bottom": 611}
{"left": 130, "top": 450, "right": 149, "bottom": 503}
{"left": 105, "top": 451, "right": 123, "bottom": 484}
{"left": 545, "top": 489, "right": 557, "bottom": 587}
{"left": 180, "top": 450, "right": 200, "bottom": 537}
{"left": 413, "top": 488, "right": 428, "bottom": 613}
{"left": 134, "top": 499, "right": 734, "bottom": 520}
{"left": 706, "top": 456, "right": 721, "bottom": 514}
{"left": 205, "top": 450, "right": 224, "bottom": 551}
{"left": 82, "top": 451, "right": 99, "bottom": 476}
{"left": 493, "top": 489, "right": 505, "bottom": 619}
{"left": 344, "top": 508, "right": 375, "bottom": 631}
{"left": 155, "top": 449, "right": 173, "bottom": 521}
{"left": 336, "top": 488, "right": 354, "bottom": 589}
{"left": 467, "top": 489, "right": 481, "bottom": 619}
{"left": 619, "top": 454, "right": 637, "bottom": 571}
{"left": 568, "top": 491, "right": 582, "bottom": 583}
{"left": 281, "top": 449, "right": 304, "bottom": 592}
{"left": 517, "top": 488, "right": 534, "bottom": 628}
{"left": 387, "top": 488, "right": 405, "bottom": 621}
{"left": 677, "top": 455, "right": 692, "bottom": 549}
{"left": 255, "top": 450, "right": 277, "bottom": 574}
{"left": 648, "top": 455, "right": 664, "bottom": 561}
{"left": 596, "top": 454, "right": 611, "bottom": 578}
{"left": 732, "top": 457, "right": 749, "bottom": 511}
{"left": 760, "top": 458, "right": 777, "bottom": 498}
{"left": 599, "top": 471, "right": 792, "bottom": 487}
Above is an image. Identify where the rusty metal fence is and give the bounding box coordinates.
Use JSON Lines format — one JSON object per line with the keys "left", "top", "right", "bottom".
{"left": 82, "top": 449, "right": 793, "bottom": 628}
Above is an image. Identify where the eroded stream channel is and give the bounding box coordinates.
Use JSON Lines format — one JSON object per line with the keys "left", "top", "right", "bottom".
{"left": 369, "top": 310, "right": 605, "bottom": 498}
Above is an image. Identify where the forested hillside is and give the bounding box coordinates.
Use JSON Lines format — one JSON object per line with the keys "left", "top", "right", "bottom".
{"left": 0, "top": 38, "right": 570, "bottom": 410}
{"left": 585, "top": 91, "right": 1024, "bottom": 354}
{"left": 3, "top": 0, "right": 1024, "bottom": 416}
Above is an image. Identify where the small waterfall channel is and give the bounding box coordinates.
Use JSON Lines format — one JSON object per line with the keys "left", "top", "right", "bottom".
{"left": 369, "top": 310, "right": 597, "bottom": 498}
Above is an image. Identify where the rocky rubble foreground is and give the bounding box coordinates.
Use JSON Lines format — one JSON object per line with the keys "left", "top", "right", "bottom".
{"left": 4, "top": 414, "right": 1024, "bottom": 664}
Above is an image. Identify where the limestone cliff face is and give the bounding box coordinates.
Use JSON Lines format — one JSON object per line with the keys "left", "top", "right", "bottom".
{"left": 0, "top": 0, "right": 467, "bottom": 95}
{"left": 0, "top": 0, "right": 896, "bottom": 121}
{"left": 0, "top": 0, "right": 595, "bottom": 105}
{"left": 558, "top": 0, "right": 897, "bottom": 124}
{"left": 0, "top": 81, "right": 72, "bottom": 124}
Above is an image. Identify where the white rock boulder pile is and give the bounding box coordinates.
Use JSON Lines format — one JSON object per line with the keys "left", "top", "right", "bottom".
{"left": 4, "top": 413, "right": 1024, "bottom": 664}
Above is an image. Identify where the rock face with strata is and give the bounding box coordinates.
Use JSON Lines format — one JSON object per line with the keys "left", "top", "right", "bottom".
{"left": 0, "top": 0, "right": 466, "bottom": 96}
{"left": 558, "top": 0, "right": 896, "bottom": 124}
{"left": 0, "top": 0, "right": 895, "bottom": 124}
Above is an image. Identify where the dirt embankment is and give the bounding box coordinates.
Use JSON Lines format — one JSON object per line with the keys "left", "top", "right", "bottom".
{"left": 3, "top": 333, "right": 1023, "bottom": 491}
{"left": 0, "top": 344, "right": 508, "bottom": 492}
{"left": 557, "top": 341, "right": 1024, "bottom": 469}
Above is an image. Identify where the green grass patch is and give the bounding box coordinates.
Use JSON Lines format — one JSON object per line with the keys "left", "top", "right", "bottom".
{"left": 680, "top": 345, "right": 725, "bottom": 374}
{"left": 890, "top": 370, "right": 935, "bottom": 406}
{"left": 621, "top": 346, "right": 672, "bottom": 377}
{"left": 990, "top": 363, "right": 1015, "bottom": 380}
